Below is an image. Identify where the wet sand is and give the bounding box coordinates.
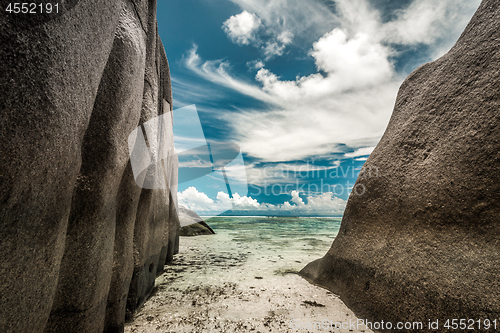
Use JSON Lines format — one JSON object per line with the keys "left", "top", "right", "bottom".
{"left": 125, "top": 228, "right": 372, "bottom": 333}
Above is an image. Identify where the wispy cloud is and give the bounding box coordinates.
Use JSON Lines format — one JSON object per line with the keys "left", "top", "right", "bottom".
{"left": 245, "top": 161, "right": 346, "bottom": 187}
{"left": 184, "top": 45, "right": 277, "bottom": 104}
{"left": 171, "top": 76, "right": 226, "bottom": 107}
{"left": 344, "top": 147, "right": 375, "bottom": 158}
{"left": 186, "top": 39, "right": 399, "bottom": 161}
{"left": 381, "top": 0, "right": 481, "bottom": 48}
{"left": 183, "top": 0, "right": 480, "bottom": 163}
{"left": 222, "top": 9, "right": 296, "bottom": 60}
{"left": 227, "top": 0, "right": 340, "bottom": 44}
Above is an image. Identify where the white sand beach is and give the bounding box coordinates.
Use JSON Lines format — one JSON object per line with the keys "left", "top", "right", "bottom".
{"left": 125, "top": 218, "right": 372, "bottom": 333}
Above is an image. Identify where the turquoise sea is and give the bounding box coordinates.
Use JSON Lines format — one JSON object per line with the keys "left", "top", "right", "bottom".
{"left": 157, "top": 216, "right": 343, "bottom": 288}
{"left": 204, "top": 216, "right": 342, "bottom": 249}
{"left": 198, "top": 216, "right": 342, "bottom": 280}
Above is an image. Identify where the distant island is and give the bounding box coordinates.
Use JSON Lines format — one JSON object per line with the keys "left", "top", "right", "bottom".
{"left": 218, "top": 210, "right": 343, "bottom": 218}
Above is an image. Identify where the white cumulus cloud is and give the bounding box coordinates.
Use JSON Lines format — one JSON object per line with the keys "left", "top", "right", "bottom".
{"left": 222, "top": 10, "right": 296, "bottom": 60}
{"left": 222, "top": 11, "right": 262, "bottom": 45}
{"left": 178, "top": 187, "right": 346, "bottom": 216}
{"left": 311, "top": 29, "right": 392, "bottom": 90}
{"left": 178, "top": 186, "right": 214, "bottom": 212}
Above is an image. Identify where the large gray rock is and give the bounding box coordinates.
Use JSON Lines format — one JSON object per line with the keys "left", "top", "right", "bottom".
{"left": 301, "top": 0, "right": 500, "bottom": 330}
{"left": 178, "top": 205, "right": 205, "bottom": 227}
{"left": 0, "top": 1, "right": 179, "bottom": 333}
{"left": 178, "top": 205, "right": 215, "bottom": 236}
{"left": 179, "top": 222, "right": 216, "bottom": 236}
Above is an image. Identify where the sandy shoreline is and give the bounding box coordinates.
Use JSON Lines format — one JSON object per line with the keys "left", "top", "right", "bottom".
{"left": 125, "top": 232, "right": 372, "bottom": 333}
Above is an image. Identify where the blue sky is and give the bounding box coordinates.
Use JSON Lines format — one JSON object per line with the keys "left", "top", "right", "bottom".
{"left": 157, "top": 0, "right": 480, "bottom": 216}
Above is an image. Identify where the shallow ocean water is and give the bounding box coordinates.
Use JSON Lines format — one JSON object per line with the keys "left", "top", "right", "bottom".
{"left": 202, "top": 216, "right": 341, "bottom": 280}
{"left": 125, "top": 217, "right": 372, "bottom": 333}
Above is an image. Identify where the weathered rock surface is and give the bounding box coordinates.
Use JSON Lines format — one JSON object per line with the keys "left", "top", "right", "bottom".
{"left": 301, "top": 0, "right": 500, "bottom": 330}
{"left": 0, "top": 1, "right": 179, "bottom": 333}
{"left": 178, "top": 205, "right": 205, "bottom": 227}
{"left": 178, "top": 206, "right": 215, "bottom": 236}
{"left": 179, "top": 222, "right": 216, "bottom": 236}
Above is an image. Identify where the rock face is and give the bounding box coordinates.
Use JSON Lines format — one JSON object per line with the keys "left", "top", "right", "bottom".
{"left": 0, "top": 1, "right": 179, "bottom": 333}
{"left": 301, "top": 0, "right": 500, "bottom": 329}
{"left": 178, "top": 206, "right": 215, "bottom": 236}
{"left": 179, "top": 222, "right": 216, "bottom": 236}
{"left": 178, "top": 205, "right": 206, "bottom": 227}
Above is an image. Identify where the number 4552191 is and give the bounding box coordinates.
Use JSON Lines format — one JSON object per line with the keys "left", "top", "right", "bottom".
{"left": 6, "top": 3, "right": 59, "bottom": 14}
